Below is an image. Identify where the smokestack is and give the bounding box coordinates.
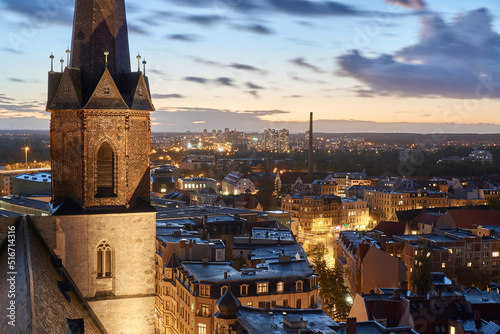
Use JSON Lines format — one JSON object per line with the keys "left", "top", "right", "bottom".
{"left": 308, "top": 112, "right": 313, "bottom": 179}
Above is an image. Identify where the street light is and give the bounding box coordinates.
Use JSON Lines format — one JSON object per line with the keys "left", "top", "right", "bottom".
{"left": 24, "top": 147, "right": 29, "bottom": 170}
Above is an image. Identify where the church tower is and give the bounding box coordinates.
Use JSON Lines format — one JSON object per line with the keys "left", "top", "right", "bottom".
{"left": 46, "top": 0, "right": 156, "bottom": 333}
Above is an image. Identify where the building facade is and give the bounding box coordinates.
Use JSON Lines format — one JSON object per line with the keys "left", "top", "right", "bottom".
{"left": 281, "top": 194, "right": 342, "bottom": 233}
{"left": 364, "top": 189, "right": 447, "bottom": 221}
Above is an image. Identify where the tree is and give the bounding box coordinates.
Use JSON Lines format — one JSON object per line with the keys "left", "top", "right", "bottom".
{"left": 488, "top": 196, "right": 500, "bottom": 210}
{"left": 410, "top": 242, "right": 432, "bottom": 295}
{"left": 312, "top": 253, "right": 351, "bottom": 321}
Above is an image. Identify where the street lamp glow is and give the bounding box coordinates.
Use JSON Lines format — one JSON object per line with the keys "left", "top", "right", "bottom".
{"left": 23, "top": 146, "right": 29, "bottom": 169}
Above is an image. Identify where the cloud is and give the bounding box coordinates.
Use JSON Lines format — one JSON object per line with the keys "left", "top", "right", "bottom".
{"left": 246, "top": 82, "right": 264, "bottom": 89}
{"left": 229, "top": 63, "right": 265, "bottom": 73}
{"left": 215, "top": 77, "right": 235, "bottom": 86}
{"left": 268, "top": 0, "right": 361, "bottom": 16}
{"left": 386, "top": 0, "right": 426, "bottom": 10}
{"left": 192, "top": 121, "right": 206, "bottom": 124}
{"left": 184, "top": 76, "right": 209, "bottom": 84}
{"left": 0, "top": 98, "right": 49, "bottom": 121}
{"left": 246, "top": 91, "right": 259, "bottom": 98}
{"left": 284, "top": 95, "right": 304, "bottom": 98}
{"left": 1, "top": 0, "right": 73, "bottom": 25}
{"left": 239, "top": 109, "right": 290, "bottom": 115}
{"left": 191, "top": 57, "right": 267, "bottom": 73}
{"left": 7, "top": 78, "right": 25, "bottom": 83}
{"left": 234, "top": 23, "right": 274, "bottom": 35}
{"left": 290, "top": 57, "right": 323, "bottom": 73}
{"left": 152, "top": 94, "right": 185, "bottom": 99}
{"left": 128, "top": 24, "right": 149, "bottom": 35}
{"left": 167, "top": 34, "right": 199, "bottom": 42}
{"left": 338, "top": 8, "right": 500, "bottom": 99}
{"left": 184, "top": 15, "right": 221, "bottom": 26}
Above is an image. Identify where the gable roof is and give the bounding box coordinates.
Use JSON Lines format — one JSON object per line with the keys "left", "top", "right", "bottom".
{"left": 373, "top": 221, "right": 406, "bottom": 238}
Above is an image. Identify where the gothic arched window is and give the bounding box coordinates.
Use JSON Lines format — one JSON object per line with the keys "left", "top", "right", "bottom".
{"left": 97, "top": 241, "right": 112, "bottom": 277}
{"left": 96, "top": 142, "right": 115, "bottom": 197}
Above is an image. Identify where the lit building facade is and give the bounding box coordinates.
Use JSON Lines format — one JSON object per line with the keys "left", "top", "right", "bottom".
{"left": 364, "top": 189, "right": 447, "bottom": 221}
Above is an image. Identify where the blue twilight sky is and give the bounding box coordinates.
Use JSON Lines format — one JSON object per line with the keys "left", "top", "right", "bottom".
{"left": 1, "top": 0, "right": 500, "bottom": 133}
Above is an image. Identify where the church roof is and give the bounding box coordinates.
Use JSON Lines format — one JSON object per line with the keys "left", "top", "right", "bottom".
{"left": 0, "top": 216, "right": 107, "bottom": 333}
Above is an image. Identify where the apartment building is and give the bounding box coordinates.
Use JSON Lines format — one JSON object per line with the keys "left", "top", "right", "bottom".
{"left": 364, "top": 189, "right": 447, "bottom": 221}
{"left": 281, "top": 194, "right": 342, "bottom": 233}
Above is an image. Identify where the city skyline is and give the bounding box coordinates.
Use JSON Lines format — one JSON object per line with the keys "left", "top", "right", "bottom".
{"left": 2, "top": 0, "right": 500, "bottom": 133}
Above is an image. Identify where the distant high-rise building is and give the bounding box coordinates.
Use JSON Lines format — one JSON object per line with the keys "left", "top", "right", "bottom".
{"left": 203, "top": 129, "right": 208, "bottom": 138}
{"left": 264, "top": 128, "right": 278, "bottom": 151}
{"left": 279, "top": 129, "right": 289, "bottom": 153}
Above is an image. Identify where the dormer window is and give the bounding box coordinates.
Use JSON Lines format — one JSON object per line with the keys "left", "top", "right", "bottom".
{"left": 104, "top": 86, "right": 110, "bottom": 95}
{"left": 240, "top": 284, "right": 248, "bottom": 296}
{"left": 138, "top": 88, "right": 143, "bottom": 97}
{"left": 277, "top": 281, "right": 284, "bottom": 293}
{"left": 296, "top": 281, "right": 303, "bottom": 292}
{"left": 221, "top": 286, "right": 228, "bottom": 296}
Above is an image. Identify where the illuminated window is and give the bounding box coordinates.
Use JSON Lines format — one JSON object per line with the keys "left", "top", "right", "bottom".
{"left": 200, "top": 304, "right": 210, "bottom": 317}
{"left": 199, "top": 285, "right": 210, "bottom": 297}
{"left": 467, "top": 262, "right": 472, "bottom": 267}
{"left": 247, "top": 302, "right": 253, "bottom": 307}
{"left": 493, "top": 252, "right": 499, "bottom": 258}
{"left": 198, "top": 323, "right": 207, "bottom": 334}
{"left": 277, "top": 282, "right": 284, "bottom": 293}
{"left": 441, "top": 263, "right": 446, "bottom": 268}
{"left": 257, "top": 282, "right": 268, "bottom": 294}
{"left": 97, "top": 241, "right": 112, "bottom": 277}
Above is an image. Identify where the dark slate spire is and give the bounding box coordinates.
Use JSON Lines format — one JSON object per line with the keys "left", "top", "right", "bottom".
{"left": 70, "top": 0, "right": 131, "bottom": 101}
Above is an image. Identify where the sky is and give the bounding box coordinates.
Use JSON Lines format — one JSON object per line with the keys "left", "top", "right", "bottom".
{"left": 1, "top": 0, "right": 500, "bottom": 133}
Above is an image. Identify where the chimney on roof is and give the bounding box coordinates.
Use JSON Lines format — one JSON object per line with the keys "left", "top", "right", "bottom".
{"left": 308, "top": 112, "right": 313, "bottom": 179}
{"left": 346, "top": 317, "right": 356, "bottom": 334}
{"left": 400, "top": 280, "right": 408, "bottom": 291}
{"left": 393, "top": 289, "right": 401, "bottom": 300}
{"left": 380, "top": 235, "right": 387, "bottom": 251}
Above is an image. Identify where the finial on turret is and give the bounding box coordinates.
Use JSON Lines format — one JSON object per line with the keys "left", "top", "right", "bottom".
{"left": 50, "top": 53, "right": 54, "bottom": 72}
{"left": 60, "top": 57, "right": 64, "bottom": 72}
{"left": 136, "top": 53, "right": 141, "bottom": 72}
{"left": 104, "top": 50, "right": 109, "bottom": 69}
{"left": 66, "top": 47, "right": 71, "bottom": 68}
{"left": 142, "top": 59, "right": 147, "bottom": 75}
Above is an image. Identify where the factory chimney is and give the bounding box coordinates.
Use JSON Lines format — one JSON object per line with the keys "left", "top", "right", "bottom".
{"left": 308, "top": 112, "right": 313, "bottom": 179}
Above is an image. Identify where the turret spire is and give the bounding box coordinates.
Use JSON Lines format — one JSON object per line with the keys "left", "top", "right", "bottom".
{"left": 70, "top": 0, "right": 131, "bottom": 100}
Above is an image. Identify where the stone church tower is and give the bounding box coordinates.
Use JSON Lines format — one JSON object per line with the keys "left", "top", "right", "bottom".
{"left": 46, "top": 0, "right": 156, "bottom": 332}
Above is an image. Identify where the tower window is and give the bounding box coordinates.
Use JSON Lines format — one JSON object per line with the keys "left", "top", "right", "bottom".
{"left": 138, "top": 88, "right": 143, "bottom": 97}
{"left": 96, "top": 142, "right": 115, "bottom": 197}
{"left": 104, "top": 86, "right": 110, "bottom": 95}
{"left": 64, "top": 85, "right": 69, "bottom": 94}
{"left": 97, "top": 241, "right": 112, "bottom": 277}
